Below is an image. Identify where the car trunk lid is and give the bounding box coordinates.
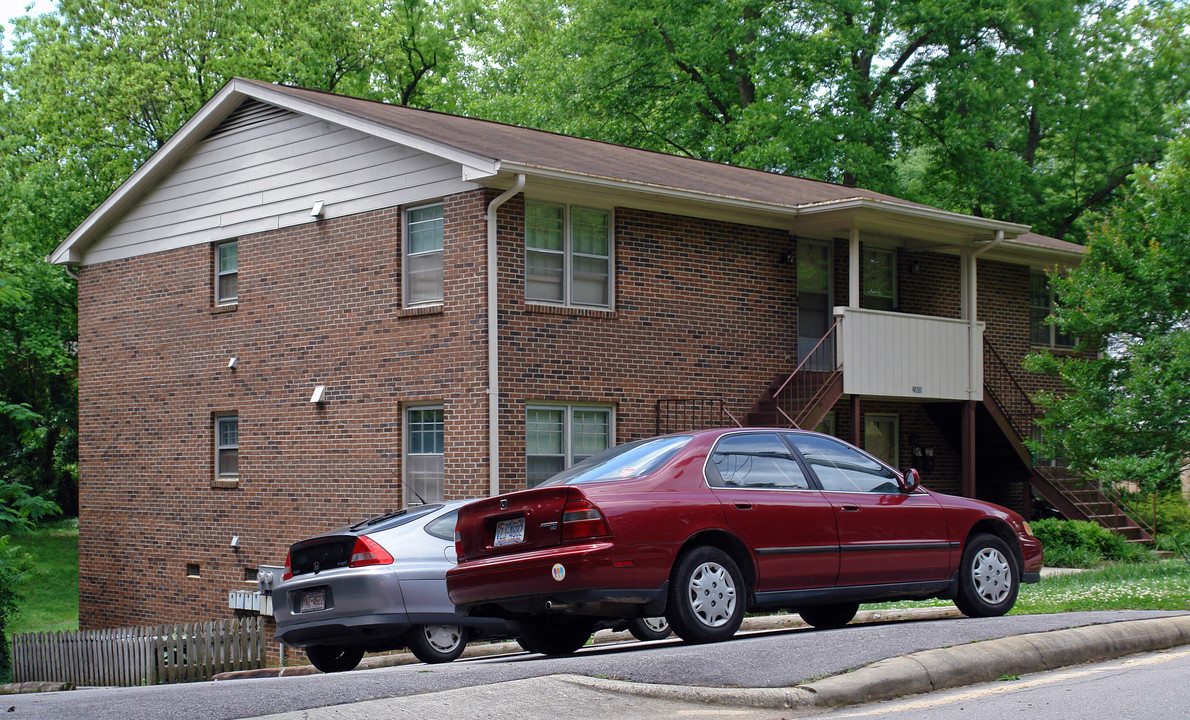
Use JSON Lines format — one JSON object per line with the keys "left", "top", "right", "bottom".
{"left": 455, "top": 487, "right": 575, "bottom": 561}
{"left": 288, "top": 535, "right": 357, "bottom": 577}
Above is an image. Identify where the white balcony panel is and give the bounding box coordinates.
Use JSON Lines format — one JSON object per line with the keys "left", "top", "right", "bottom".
{"left": 834, "top": 307, "right": 982, "bottom": 401}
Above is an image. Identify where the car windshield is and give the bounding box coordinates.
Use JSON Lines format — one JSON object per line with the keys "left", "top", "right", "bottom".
{"left": 539, "top": 436, "right": 692, "bottom": 486}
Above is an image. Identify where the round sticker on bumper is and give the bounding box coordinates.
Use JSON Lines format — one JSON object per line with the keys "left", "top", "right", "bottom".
{"left": 551, "top": 563, "right": 566, "bottom": 582}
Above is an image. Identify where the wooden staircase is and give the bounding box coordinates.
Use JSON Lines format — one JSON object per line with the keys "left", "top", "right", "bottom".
{"left": 745, "top": 319, "right": 843, "bottom": 429}
{"left": 982, "top": 338, "right": 1152, "bottom": 543}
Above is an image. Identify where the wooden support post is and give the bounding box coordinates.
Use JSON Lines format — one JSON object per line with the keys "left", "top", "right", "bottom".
{"left": 962, "top": 400, "right": 976, "bottom": 498}
{"left": 850, "top": 395, "right": 861, "bottom": 447}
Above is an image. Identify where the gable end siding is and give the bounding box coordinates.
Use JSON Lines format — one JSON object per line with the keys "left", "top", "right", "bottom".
{"left": 82, "top": 102, "right": 477, "bottom": 266}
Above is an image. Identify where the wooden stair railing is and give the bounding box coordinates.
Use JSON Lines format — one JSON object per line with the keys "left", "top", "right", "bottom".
{"left": 982, "top": 337, "right": 1152, "bottom": 543}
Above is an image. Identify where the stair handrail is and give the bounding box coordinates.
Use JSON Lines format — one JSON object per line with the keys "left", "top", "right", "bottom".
{"left": 771, "top": 317, "right": 842, "bottom": 428}
{"left": 982, "top": 336, "right": 1036, "bottom": 445}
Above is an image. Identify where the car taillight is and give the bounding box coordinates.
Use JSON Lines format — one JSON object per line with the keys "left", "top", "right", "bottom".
{"left": 454, "top": 528, "right": 464, "bottom": 562}
{"left": 282, "top": 551, "right": 292, "bottom": 580}
{"left": 561, "top": 498, "right": 610, "bottom": 541}
{"left": 348, "top": 536, "right": 394, "bottom": 567}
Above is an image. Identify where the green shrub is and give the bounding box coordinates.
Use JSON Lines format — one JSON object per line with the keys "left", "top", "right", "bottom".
{"left": 1031, "top": 518, "right": 1150, "bottom": 567}
{"left": 1154, "top": 494, "right": 1190, "bottom": 535}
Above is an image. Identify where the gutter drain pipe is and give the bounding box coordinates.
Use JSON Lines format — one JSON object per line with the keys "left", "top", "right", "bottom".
{"left": 487, "top": 174, "right": 526, "bottom": 497}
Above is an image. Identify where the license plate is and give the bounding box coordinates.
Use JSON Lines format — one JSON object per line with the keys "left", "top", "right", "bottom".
{"left": 299, "top": 588, "right": 326, "bottom": 613}
{"left": 494, "top": 517, "right": 526, "bottom": 547}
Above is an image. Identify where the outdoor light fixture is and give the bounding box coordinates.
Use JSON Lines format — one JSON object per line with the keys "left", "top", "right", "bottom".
{"left": 310, "top": 385, "right": 327, "bottom": 404}
{"left": 310, "top": 200, "right": 325, "bottom": 218}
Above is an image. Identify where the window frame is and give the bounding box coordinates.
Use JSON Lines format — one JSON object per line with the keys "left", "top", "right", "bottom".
{"left": 403, "top": 202, "right": 445, "bottom": 307}
{"left": 525, "top": 403, "right": 614, "bottom": 488}
{"left": 863, "top": 413, "right": 899, "bottom": 469}
{"left": 524, "top": 200, "right": 614, "bottom": 310}
{"left": 861, "top": 247, "right": 896, "bottom": 311}
{"left": 214, "top": 412, "right": 239, "bottom": 483}
{"left": 214, "top": 240, "right": 239, "bottom": 306}
{"left": 404, "top": 404, "right": 445, "bottom": 505}
{"left": 1029, "top": 270, "right": 1076, "bottom": 349}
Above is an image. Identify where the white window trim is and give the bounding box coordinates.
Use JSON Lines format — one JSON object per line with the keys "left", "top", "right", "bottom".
{"left": 403, "top": 202, "right": 445, "bottom": 307}
{"left": 214, "top": 240, "right": 238, "bottom": 306}
{"left": 525, "top": 403, "right": 615, "bottom": 487}
{"left": 1030, "top": 270, "right": 1076, "bottom": 349}
{"left": 861, "top": 247, "right": 896, "bottom": 310}
{"left": 524, "top": 200, "right": 614, "bottom": 310}
{"left": 214, "top": 412, "right": 239, "bottom": 481}
{"left": 864, "top": 413, "right": 899, "bottom": 468}
{"left": 403, "top": 403, "right": 445, "bottom": 505}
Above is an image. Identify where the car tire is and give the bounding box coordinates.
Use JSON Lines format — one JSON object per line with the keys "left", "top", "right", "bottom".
{"left": 797, "top": 602, "right": 859, "bottom": 629}
{"left": 954, "top": 533, "right": 1020, "bottom": 617}
{"left": 627, "top": 616, "right": 672, "bottom": 642}
{"left": 305, "top": 645, "right": 365, "bottom": 673}
{"left": 515, "top": 617, "right": 595, "bottom": 656}
{"left": 407, "top": 624, "right": 468, "bottom": 664}
{"left": 666, "top": 546, "right": 745, "bottom": 644}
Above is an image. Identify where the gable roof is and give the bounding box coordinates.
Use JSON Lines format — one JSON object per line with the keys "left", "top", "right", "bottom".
{"left": 50, "top": 77, "right": 1083, "bottom": 265}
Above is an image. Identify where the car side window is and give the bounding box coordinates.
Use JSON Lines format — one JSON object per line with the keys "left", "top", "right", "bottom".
{"left": 789, "top": 434, "right": 899, "bottom": 493}
{"left": 707, "top": 433, "right": 810, "bottom": 490}
{"left": 425, "top": 510, "right": 459, "bottom": 541}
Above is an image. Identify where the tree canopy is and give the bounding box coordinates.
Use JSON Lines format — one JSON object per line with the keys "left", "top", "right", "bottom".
{"left": 1029, "top": 135, "right": 1190, "bottom": 493}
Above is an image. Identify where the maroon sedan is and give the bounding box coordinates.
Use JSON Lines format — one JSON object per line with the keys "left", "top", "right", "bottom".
{"left": 447, "top": 428, "right": 1042, "bottom": 655}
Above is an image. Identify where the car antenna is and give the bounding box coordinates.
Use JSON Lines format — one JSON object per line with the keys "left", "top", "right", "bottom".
{"left": 413, "top": 491, "right": 426, "bottom": 505}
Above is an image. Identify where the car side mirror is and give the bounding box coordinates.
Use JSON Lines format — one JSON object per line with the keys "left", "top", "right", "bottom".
{"left": 898, "top": 467, "right": 921, "bottom": 493}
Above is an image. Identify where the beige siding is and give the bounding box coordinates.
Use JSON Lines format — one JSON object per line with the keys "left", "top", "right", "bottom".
{"left": 83, "top": 110, "right": 475, "bottom": 265}
{"left": 837, "top": 307, "right": 982, "bottom": 401}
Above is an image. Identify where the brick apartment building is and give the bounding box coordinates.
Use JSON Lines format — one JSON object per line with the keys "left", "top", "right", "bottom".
{"left": 51, "top": 78, "right": 1106, "bottom": 631}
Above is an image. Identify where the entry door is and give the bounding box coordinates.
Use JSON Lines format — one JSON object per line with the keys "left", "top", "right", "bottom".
{"left": 788, "top": 433, "right": 952, "bottom": 586}
{"left": 798, "top": 239, "right": 833, "bottom": 369}
{"left": 706, "top": 432, "right": 839, "bottom": 592}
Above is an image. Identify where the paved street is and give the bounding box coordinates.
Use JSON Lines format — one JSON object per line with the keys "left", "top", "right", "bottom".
{"left": 6, "top": 610, "right": 1185, "bottom": 720}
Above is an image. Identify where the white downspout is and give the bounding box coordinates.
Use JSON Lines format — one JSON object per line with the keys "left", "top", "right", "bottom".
{"left": 967, "top": 230, "right": 1004, "bottom": 399}
{"left": 487, "top": 174, "right": 525, "bottom": 497}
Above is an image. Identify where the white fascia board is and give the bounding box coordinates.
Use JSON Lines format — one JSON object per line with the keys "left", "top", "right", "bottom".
{"left": 240, "top": 82, "right": 499, "bottom": 180}
{"left": 496, "top": 162, "right": 803, "bottom": 219}
{"left": 795, "top": 197, "right": 1032, "bottom": 237}
{"left": 49, "top": 82, "right": 249, "bottom": 265}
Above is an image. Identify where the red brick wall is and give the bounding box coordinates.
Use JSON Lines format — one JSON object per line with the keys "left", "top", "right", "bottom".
{"left": 76, "top": 196, "right": 490, "bottom": 630}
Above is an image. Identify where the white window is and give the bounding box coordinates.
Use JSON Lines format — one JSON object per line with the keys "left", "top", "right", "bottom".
{"left": 526, "top": 405, "right": 612, "bottom": 487}
{"left": 406, "top": 405, "right": 444, "bottom": 503}
{"left": 1030, "top": 271, "right": 1075, "bottom": 348}
{"left": 215, "top": 241, "right": 238, "bottom": 305}
{"left": 525, "top": 201, "right": 611, "bottom": 308}
{"left": 405, "top": 203, "right": 444, "bottom": 306}
{"left": 215, "top": 413, "right": 239, "bottom": 480}
{"left": 864, "top": 414, "right": 899, "bottom": 468}
{"left": 861, "top": 247, "right": 895, "bottom": 311}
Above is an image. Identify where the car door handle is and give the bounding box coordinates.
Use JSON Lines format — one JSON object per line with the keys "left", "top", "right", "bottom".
{"left": 842, "top": 505, "right": 860, "bottom": 512}
{"left": 734, "top": 503, "right": 753, "bottom": 510}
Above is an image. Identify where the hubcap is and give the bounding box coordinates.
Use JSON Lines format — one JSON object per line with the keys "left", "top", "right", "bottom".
{"left": 642, "top": 616, "right": 669, "bottom": 634}
{"left": 971, "top": 547, "right": 1012, "bottom": 604}
{"left": 687, "top": 561, "right": 737, "bottom": 628}
{"left": 423, "top": 625, "right": 462, "bottom": 653}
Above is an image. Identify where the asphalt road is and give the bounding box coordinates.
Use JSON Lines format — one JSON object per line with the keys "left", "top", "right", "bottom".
{"left": 7, "top": 610, "right": 1184, "bottom": 720}
{"left": 822, "top": 645, "right": 1190, "bottom": 719}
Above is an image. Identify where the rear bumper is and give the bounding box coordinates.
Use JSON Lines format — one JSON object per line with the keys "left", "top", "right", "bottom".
{"left": 447, "top": 541, "right": 670, "bottom": 618}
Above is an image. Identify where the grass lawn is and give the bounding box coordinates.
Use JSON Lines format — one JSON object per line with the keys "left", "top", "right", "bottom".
{"left": 868, "top": 559, "right": 1190, "bottom": 614}
{"left": 7, "top": 517, "right": 79, "bottom": 636}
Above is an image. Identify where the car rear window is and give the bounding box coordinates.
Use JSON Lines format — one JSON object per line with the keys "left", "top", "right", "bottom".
{"left": 538, "top": 435, "right": 692, "bottom": 486}
{"left": 351, "top": 503, "right": 444, "bottom": 534}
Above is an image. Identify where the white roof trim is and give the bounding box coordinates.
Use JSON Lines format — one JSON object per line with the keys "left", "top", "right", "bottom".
{"left": 49, "top": 79, "right": 499, "bottom": 265}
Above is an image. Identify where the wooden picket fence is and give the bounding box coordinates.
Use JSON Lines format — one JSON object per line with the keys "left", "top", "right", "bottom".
{"left": 11, "top": 617, "right": 266, "bottom": 686}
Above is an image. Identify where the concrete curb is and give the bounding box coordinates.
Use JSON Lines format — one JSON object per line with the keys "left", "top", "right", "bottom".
{"left": 0, "top": 681, "right": 77, "bottom": 695}
{"left": 213, "top": 606, "right": 962, "bottom": 680}
{"left": 558, "top": 614, "right": 1190, "bottom": 711}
